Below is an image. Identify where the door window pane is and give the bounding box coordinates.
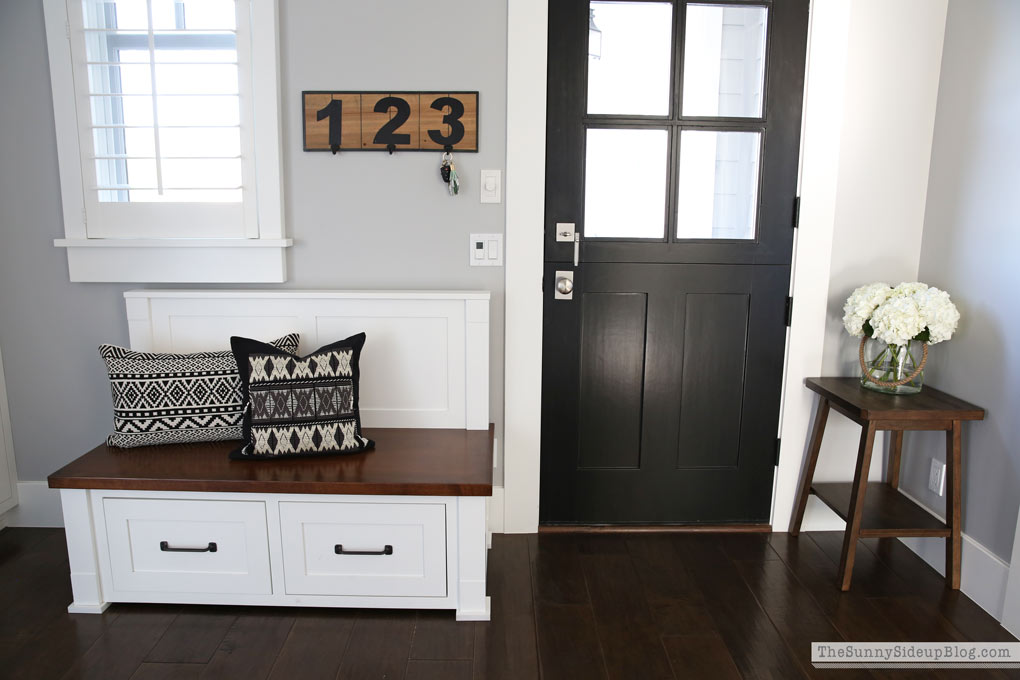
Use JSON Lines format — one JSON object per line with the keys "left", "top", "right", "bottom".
{"left": 585, "top": 128, "right": 668, "bottom": 239}
{"left": 676, "top": 130, "right": 760, "bottom": 239}
{"left": 682, "top": 4, "right": 767, "bottom": 118}
{"left": 587, "top": 2, "right": 673, "bottom": 116}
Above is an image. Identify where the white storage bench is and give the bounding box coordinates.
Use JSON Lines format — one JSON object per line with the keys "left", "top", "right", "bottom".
{"left": 47, "top": 290, "right": 493, "bottom": 621}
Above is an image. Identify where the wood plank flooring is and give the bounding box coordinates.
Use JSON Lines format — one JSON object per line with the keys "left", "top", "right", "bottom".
{"left": 0, "top": 527, "right": 1015, "bottom": 679}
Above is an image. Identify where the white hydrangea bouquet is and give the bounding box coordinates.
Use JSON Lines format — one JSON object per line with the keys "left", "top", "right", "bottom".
{"left": 843, "top": 282, "right": 960, "bottom": 394}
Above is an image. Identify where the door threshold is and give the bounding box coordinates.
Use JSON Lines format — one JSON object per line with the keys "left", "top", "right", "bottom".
{"left": 538, "top": 524, "right": 772, "bottom": 534}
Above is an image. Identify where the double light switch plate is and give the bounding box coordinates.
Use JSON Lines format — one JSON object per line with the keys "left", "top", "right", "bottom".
{"left": 469, "top": 234, "right": 503, "bottom": 267}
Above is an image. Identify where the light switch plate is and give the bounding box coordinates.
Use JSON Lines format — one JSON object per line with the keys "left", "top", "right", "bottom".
{"left": 480, "top": 170, "right": 502, "bottom": 204}
{"left": 469, "top": 233, "right": 503, "bottom": 266}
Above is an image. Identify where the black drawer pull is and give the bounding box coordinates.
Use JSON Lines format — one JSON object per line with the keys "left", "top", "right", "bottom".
{"left": 334, "top": 544, "right": 393, "bottom": 556}
{"left": 160, "top": 541, "right": 217, "bottom": 553}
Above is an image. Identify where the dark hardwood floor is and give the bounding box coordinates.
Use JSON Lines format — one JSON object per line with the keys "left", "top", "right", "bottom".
{"left": 0, "top": 527, "right": 1015, "bottom": 679}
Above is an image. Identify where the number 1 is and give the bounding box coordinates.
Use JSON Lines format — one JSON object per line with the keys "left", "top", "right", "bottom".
{"left": 317, "top": 98, "right": 343, "bottom": 149}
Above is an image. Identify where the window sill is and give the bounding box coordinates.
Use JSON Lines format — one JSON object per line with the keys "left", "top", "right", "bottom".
{"left": 54, "top": 238, "right": 293, "bottom": 283}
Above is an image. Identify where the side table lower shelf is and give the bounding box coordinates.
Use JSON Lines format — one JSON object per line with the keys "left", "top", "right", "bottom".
{"left": 810, "top": 482, "right": 950, "bottom": 538}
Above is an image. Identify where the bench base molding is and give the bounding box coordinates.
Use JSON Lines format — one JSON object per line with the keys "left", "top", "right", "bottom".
{"left": 59, "top": 487, "right": 490, "bottom": 621}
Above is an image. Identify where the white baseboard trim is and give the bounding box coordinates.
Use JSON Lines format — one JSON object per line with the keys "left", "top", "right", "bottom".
{"left": 799, "top": 495, "right": 850, "bottom": 531}
{"left": 897, "top": 532, "right": 1008, "bottom": 621}
{"left": 894, "top": 487, "right": 1009, "bottom": 621}
{"left": 3, "top": 481, "right": 64, "bottom": 528}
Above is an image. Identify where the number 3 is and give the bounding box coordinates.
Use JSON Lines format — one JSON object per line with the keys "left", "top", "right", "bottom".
{"left": 427, "top": 96, "right": 465, "bottom": 147}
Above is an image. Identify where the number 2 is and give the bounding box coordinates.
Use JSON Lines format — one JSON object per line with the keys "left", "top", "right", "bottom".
{"left": 427, "top": 96, "right": 465, "bottom": 147}
{"left": 373, "top": 96, "right": 411, "bottom": 146}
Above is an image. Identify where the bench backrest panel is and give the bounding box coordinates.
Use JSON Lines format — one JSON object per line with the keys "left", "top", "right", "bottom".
{"left": 123, "top": 290, "right": 490, "bottom": 430}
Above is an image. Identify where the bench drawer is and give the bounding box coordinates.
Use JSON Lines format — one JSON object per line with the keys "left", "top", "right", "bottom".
{"left": 103, "top": 498, "right": 271, "bottom": 595}
{"left": 280, "top": 501, "right": 447, "bottom": 597}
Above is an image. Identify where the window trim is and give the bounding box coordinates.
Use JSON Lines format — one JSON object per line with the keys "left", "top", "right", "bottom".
{"left": 43, "top": 0, "right": 291, "bottom": 282}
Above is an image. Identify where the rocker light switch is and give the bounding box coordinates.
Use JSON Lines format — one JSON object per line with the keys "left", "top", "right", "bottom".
{"left": 469, "top": 233, "right": 503, "bottom": 267}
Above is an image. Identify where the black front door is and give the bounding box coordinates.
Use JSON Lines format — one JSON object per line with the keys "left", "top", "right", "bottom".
{"left": 540, "top": 0, "right": 808, "bottom": 524}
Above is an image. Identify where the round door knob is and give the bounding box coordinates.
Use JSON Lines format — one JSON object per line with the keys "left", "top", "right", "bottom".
{"left": 556, "top": 277, "right": 574, "bottom": 295}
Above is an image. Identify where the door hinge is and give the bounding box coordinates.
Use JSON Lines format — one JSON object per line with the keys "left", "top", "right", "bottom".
{"left": 774, "top": 438, "right": 782, "bottom": 466}
{"left": 784, "top": 296, "right": 793, "bottom": 327}
{"left": 81, "top": 208, "right": 88, "bottom": 226}
{"left": 65, "top": 21, "right": 71, "bottom": 40}
{"left": 792, "top": 196, "right": 801, "bottom": 229}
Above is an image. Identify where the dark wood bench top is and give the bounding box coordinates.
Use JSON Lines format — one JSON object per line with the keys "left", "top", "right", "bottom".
{"left": 48, "top": 425, "right": 494, "bottom": 496}
{"left": 805, "top": 377, "right": 984, "bottom": 422}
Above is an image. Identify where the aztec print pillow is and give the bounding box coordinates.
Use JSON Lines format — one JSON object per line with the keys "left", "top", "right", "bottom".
{"left": 100, "top": 334, "right": 300, "bottom": 448}
{"left": 230, "top": 333, "right": 374, "bottom": 460}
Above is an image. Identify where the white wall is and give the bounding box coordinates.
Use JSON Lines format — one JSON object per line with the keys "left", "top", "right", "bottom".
{"left": 778, "top": 0, "right": 948, "bottom": 531}
{"left": 814, "top": 0, "right": 947, "bottom": 487}
{"left": 0, "top": 0, "right": 508, "bottom": 485}
{"left": 901, "top": 0, "right": 1020, "bottom": 564}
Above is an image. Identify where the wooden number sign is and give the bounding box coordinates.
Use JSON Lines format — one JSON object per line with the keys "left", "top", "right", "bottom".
{"left": 302, "top": 91, "right": 478, "bottom": 152}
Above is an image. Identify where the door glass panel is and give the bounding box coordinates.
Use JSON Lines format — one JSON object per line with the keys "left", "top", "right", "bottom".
{"left": 587, "top": 1, "right": 673, "bottom": 116}
{"left": 682, "top": 4, "right": 768, "bottom": 118}
{"left": 585, "top": 128, "right": 668, "bottom": 239}
{"left": 676, "top": 130, "right": 760, "bottom": 239}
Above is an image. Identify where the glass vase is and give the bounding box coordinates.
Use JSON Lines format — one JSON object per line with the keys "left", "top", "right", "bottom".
{"left": 859, "top": 338, "right": 925, "bottom": 395}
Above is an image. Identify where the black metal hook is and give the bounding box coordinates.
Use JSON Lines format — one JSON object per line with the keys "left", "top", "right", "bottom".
{"left": 443, "top": 144, "right": 453, "bottom": 153}
{"left": 387, "top": 143, "right": 396, "bottom": 155}
{"left": 330, "top": 143, "right": 340, "bottom": 155}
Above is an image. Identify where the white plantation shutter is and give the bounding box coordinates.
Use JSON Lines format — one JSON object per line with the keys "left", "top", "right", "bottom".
{"left": 67, "top": 0, "right": 258, "bottom": 238}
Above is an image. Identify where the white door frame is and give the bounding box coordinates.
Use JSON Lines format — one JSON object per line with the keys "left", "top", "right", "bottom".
{"left": 502, "top": 0, "right": 547, "bottom": 533}
{"left": 501, "top": 0, "right": 846, "bottom": 533}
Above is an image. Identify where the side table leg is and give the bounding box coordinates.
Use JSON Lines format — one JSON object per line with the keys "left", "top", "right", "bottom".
{"left": 946, "top": 420, "right": 962, "bottom": 590}
{"left": 838, "top": 421, "right": 877, "bottom": 591}
{"left": 887, "top": 430, "right": 903, "bottom": 489}
{"left": 790, "top": 398, "right": 830, "bottom": 535}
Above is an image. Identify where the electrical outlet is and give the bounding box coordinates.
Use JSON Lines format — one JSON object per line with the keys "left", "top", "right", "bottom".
{"left": 928, "top": 458, "right": 946, "bottom": 496}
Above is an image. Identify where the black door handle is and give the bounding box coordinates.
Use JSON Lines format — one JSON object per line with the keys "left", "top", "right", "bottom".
{"left": 334, "top": 544, "right": 393, "bottom": 556}
{"left": 160, "top": 541, "right": 217, "bottom": 553}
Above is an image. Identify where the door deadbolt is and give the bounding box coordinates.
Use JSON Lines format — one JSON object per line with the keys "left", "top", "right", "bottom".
{"left": 554, "top": 270, "right": 574, "bottom": 300}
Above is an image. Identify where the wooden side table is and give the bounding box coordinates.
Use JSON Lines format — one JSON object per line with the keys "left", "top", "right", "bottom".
{"left": 790, "top": 377, "right": 984, "bottom": 591}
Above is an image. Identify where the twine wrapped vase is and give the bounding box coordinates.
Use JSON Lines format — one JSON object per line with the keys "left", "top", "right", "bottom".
{"left": 858, "top": 337, "right": 927, "bottom": 395}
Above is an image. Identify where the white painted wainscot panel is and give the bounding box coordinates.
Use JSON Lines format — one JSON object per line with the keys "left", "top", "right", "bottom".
{"left": 125, "top": 290, "right": 490, "bottom": 430}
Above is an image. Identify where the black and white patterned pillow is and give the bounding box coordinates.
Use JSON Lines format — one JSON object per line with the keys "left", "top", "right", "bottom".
{"left": 230, "top": 333, "right": 374, "bottom": 459}
{"left": 100, "top": 334, "right": 300, "bottom": 448}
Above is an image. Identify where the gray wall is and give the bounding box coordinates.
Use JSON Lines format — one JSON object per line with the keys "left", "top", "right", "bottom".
{"left": 0, "top": 0, "right": 134, "bottom": 483}
{"left": 898, "top": 0, "right": 1020, "bottom": 562}
{"left": 0, "top": 0, "right": 507, "bottom": 482}
{"left": 809, "top": 0, "right": 945, "bottom": 491}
